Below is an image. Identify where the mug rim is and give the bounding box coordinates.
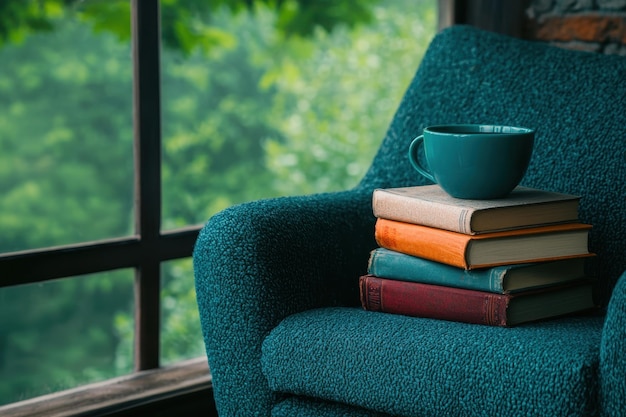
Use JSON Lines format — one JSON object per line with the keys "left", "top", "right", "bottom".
{"left": 424, "top": 124, "right": 534, "bottom": 135}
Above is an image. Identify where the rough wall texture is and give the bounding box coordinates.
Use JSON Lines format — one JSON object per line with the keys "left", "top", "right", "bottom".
{"left": 525, "top": 0, "right": 626, "bottom": 55}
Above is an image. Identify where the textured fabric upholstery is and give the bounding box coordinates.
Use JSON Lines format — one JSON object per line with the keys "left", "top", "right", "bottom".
{"left": 194, "top": 25, "right": 626, "bottom": 416}
{"left": 272, "top": 397, "right": 392, "bottom": 417}
{"left": 263, "top": 308, "right": 604, "bottom": 416}
{"left": 600, "top": 271, "right": 626, "bottom": 416}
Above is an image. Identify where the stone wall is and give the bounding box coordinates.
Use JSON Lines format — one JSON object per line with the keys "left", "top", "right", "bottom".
{"left": 525, "top": 0, "right": 626, "bottom": 55}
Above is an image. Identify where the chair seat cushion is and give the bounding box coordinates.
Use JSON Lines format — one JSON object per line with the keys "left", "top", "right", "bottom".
{"left": 262, "top": 307, "right": 605, "bottom": 417}
{"left": 272, "top": 396, "right": 393, "bottom": 417}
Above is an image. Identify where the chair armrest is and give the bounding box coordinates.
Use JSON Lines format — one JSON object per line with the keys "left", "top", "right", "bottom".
{"left": 600, "top": 269, "right": 626, "bottom": 417}
{"left": 193, "top": 189, "right": 376, "bottom": 416}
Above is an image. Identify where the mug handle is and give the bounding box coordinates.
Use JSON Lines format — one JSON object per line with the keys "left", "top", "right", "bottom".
{"left": 408, "top": 135, "right": 436, "bottom": 183}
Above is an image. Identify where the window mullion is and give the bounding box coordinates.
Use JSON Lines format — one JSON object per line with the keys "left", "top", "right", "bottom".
{"left": 131, "top": 0, "right": 163, "bottom": 372}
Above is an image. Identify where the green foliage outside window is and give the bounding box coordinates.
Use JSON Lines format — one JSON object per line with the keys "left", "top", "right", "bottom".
{"left": 0, "top": 0, "right": 436, "bottom": 405}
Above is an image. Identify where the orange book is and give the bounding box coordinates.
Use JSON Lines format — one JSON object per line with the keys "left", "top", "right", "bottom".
{"left": 374, "top": 218, "right": 592, "bottom": 270}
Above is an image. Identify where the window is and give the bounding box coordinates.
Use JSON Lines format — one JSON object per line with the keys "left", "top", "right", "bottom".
{"left": 0, "top": 0, "right": 437, "bottom": 413}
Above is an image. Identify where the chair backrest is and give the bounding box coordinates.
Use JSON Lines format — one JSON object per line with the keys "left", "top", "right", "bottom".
{"left": 359, "top": 25, "right": 626, "bottom": 304}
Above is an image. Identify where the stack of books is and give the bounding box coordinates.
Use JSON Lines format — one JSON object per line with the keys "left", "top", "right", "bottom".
{"left": 359, "top": 185, "right": 597, "bottom": 327}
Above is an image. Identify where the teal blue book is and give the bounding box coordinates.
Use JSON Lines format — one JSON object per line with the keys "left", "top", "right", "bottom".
{"left": 367, "top": 248, "right": 592, "bottom": 294}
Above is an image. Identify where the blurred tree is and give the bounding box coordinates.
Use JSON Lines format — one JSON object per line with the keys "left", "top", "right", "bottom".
{"left": 160, "top": 6, "right": 283, "bottom": 228}
{"left": 0, "top": 0, "right": 379, "bottom": 53}
{"left": 157, "top": 0, "right": 436, "bottom": 364}
{"left": 0, "top": 17, "right": 136, "bottom": 404}
{"left": 264, "top": 1, "right": 436, "bottom": 195}
{"left": 0, "top": 17, "right": 134, "bottom": 253}
{"left": 0, "top": 0, "right": 436, "bottom": 406}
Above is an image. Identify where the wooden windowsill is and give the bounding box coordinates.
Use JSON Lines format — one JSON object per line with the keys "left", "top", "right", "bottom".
{"left": 0, "top": 357, "right": 214, "bottom": 417}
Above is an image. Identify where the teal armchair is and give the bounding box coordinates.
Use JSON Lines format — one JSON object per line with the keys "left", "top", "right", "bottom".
{"left": 194, "top": 25, "right": 626, "bottom": 416}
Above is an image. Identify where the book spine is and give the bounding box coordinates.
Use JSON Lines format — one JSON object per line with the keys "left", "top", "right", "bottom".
{"left": 374, "top": 218, "right": 471, "bottom": 269}
{"left": 368, "top": 248, "right": 506, "bottom": 293}
{"left": 359, "top": 275, "right": 510, "bottom": 326}
{"left": 372, "top": 189, "right": 475, "bottom": 234}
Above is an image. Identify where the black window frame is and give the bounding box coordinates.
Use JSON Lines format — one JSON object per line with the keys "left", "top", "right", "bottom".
{"left": 0, "top": 0, "right": 199, "bottom": 372}
{"left": 0, "top": 1, "right": 213, "bottom": 415}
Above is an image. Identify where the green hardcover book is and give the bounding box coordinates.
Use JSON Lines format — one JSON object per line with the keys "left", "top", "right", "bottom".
{"left": 367, "top": 248, "right": 593, "bottom": 294}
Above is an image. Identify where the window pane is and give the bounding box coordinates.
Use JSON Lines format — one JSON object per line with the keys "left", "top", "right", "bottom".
{"left": 0, "top": 2, "right": 134, "bottom": 253}
{"left": 160, "top": 0, "right": 437, "bottom": 230}
{"left": 0, "top": 270, "right": 134, "bottom": 405}
{"left": 160, "top": 259, "right": 204, "bottom": 366}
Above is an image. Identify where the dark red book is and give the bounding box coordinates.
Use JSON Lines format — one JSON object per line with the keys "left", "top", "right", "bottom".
{"left": 359, "top": 274, "right": 596, "bottom": 327}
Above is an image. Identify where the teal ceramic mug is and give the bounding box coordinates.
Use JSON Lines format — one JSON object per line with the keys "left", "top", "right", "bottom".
{"left": 408, "top": 124, "right": 535, "bottom": 199}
